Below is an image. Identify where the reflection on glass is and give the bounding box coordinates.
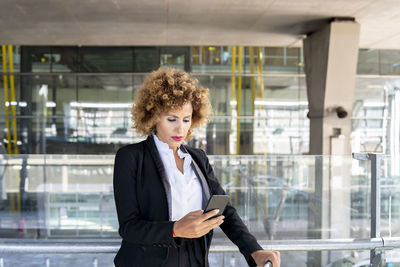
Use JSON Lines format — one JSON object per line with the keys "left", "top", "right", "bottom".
{"left": 51, "top": 47, "right": 79, "bottom": 72}
{"left": 357, "top": 49, "right": 379, "bottom": 75}
{"left": 0, "top": 154, "right": 375, "bottom": 239}
{"left": 27, "top": 46, "right": 52, "bottom": 73}
{"left": 160, "top": 47, "right": 189, "bottom": 70}
{"left": 75, "top": 75, "right": 135, "bottom": 146}
{"left": 1, "top": 154, "right": 399, "bottom": 265}
{"left": 79, "top": 47, "right": 133, "bottom": 73}
{"left": 352, "top": 77, "right": 400, "bottom": 154}
{"left": 191, "top": 46, "right": 303, "bottom": 74}
{"left": 381, "top": 156, "right": 400, "bottom": 238}
{"left": 380, "top": 50, "right": 400, "bottom": 76}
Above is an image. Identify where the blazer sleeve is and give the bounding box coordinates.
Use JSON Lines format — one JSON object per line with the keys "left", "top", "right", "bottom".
{"left": 200, "top": 150, "right": 263, "bottom": 266}
{"left": 113, "top": 146, "right": 177, "bottom": 247}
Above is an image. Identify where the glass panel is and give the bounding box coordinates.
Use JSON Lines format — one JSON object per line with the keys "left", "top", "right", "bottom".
{"left": 0, "top": 154, "right": 373, "bottom": 239}
{"left": 45, "top": 117, "right": 78, "bottom": 154}
{"left": 27, "top": 46, "right": 52, "bottom": 73}
{"left": 0, "top": 250, "right": 386, "bottom": 267}
{"left": 352, "top": 76, "right": 399, "bottom": 154}
{"left": 2, "top": 74, "right": 156, "bottom": 154}
{"left": 79, "top": 47, "right": 133, "bottom": 72}
{"left": 1, "top": 116, "right": 77, "bottom": 154}
{"left": 0, "top": 254, "right": 115, "bottom": 266}
{"left": 194, "top": 74, "right": 308, "bottom": 155}
{"left": 357, "top": 49, "right": 379, "bottom": 75}
{"left": 2, "top": 72, "right": 309, "bottom": 155}
{"left": 211, "top": 250, "right": 377, "bottom": 267}
{"left": 0, "top": 154, "right": 399, "bottom": 267}
{"left": 380, "top": 50, "right": 400, "bottom": 76}
{"left": 209, "top": 155, "right": 372, "bottom": 240}
{"left": 263, "top": 47, "right": 302, "bottom": 74}
{"left": 191, "top": 46, "right": 303, "bottom": 74}
{"left": 326, "top": 250, "right": 376, "bottom": 267}
{"left": 20, "top": 74, "right": 77, "bottom": 117}
{"left": 191, "top": 46, "right": 230, "bottom": 73}
{"left": 0, "top": 73, "right": 22, "bottom": 115}
{"left": 160, "top": 47, "right": 187, "bottom": 70}
{"left": 381, "top": 156, "right": 400, "bottom": 237}
{"left": 0, "top": 116, "right": 24, "bottom": 153}
{"left": 194, "top": 75, "right": 232, "bottom": 116}
{"left": 132, "top": 47, "right": 160, "bottom": 72}
{"left": 0, "top": 45, "right": 20, "bottom": 73}
{"left": 0, "top": 154, "right": 117, "bottom": 237}
{"left": 75, "top": 75, "right": 135, "bottom": 152}
{"left": 51, "top": 46, "right": 79, "bottom": 72}
{"left": 254, "top": 76, "right": 308, "bottom": 154}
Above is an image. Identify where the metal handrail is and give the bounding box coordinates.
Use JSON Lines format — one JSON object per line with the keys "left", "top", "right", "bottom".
{"left": 1, "top": 237, "right": 400, "bottom": 254}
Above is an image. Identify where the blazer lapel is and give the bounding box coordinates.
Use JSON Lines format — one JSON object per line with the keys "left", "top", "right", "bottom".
{"left": 144, "top": 135, "right": 173, "bottom": 220}
{"left": 180, "top": 146, "right": 211, "bottom": 209}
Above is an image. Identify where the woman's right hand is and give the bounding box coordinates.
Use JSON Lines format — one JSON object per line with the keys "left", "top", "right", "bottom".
{"left": 173, "top": 209, "right": 224, "bottom": 238}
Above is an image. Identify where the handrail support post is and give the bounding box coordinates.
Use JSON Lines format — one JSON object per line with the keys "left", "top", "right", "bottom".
{"left": 352, "top": 153, "right": 384, "bottom": 267}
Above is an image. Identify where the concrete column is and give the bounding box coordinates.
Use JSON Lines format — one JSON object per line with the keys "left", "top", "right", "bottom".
{"left": 304, "top": 18, "right": 360, "bottom": 155}
{"left": 303, "top": 18, "right": 360, "bottom": 266}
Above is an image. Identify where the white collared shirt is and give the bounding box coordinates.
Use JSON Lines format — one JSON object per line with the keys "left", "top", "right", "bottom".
{"left": 153, "top": 134, "right": 203, "bottom": 221}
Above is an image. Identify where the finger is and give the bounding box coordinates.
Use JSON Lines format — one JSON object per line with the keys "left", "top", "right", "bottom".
{"left": 189, "top": 209, "right": 204, "bottom": 215}
{"left": 198, "top": 215, "right": 224, "bottom": 231}
{"left": 272, "top": 254, "right": 280, "bottom": 267}
{"left": 274, "top": 251, "right": 281, "bottom": 264}
{"left": 184, "top": 210, "right": 204, "bottom": 220}
{"left": 201, "top": 209, "right": 220, "bottom": 221}
{"left": 203, "top": 214, "right": 224, "bottom": 226}
{"left": 197, "top": 219, "right": 223, "bottom": 237}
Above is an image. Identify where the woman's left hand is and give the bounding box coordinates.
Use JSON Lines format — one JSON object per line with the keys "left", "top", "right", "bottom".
{"left": 251, "top": 250, "right": 281, "bottom": 267}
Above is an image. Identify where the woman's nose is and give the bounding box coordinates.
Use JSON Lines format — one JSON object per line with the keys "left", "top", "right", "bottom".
{"left": 176, "top": 121, "right": 184, "bottom": 131}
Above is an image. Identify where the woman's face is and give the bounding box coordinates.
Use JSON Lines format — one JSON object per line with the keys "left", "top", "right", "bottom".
{"left": 155, "top": 102, "right": 193, "bottom": 150}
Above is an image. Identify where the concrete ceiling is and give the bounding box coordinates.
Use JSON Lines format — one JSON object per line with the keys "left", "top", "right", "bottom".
{"left": 1, "top": 0, "right": 400, "bottom": 48}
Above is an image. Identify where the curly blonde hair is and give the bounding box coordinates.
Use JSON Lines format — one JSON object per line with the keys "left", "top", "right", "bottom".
{"left": 131, "top": 68, "right": 212, "bottom": 140}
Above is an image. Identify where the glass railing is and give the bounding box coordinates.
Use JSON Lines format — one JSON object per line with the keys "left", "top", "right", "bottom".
{"left": 0, "top": 154, "right": 399, "bottom": 266}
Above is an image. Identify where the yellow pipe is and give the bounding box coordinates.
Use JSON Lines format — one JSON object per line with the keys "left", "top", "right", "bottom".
{"left": 17, "top": 191, "right": 21, "bottom": 214}
{"left": 2, "top": 45, "right": 12, "bottom": 154}
{"left": 10, "top": 193, "right": 15, "bottom": 213}
{"left": 8, "top": 45, "right": 19, "bottom": 154}
{"left": 249, "top": 47, "right": 256, "bottom": 112}
{"left": 257, "top": 47, "right": 264, "bottom": 99}
{"left": 236, "top": 46, "right": 243, "bottom": 155}
{"left": 231, "top": 46, "right": 236, "bottom": 102}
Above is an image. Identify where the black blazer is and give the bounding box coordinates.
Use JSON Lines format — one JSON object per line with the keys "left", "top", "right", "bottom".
{"left": 113, "top": 136, "right": 262, "bottom": 266}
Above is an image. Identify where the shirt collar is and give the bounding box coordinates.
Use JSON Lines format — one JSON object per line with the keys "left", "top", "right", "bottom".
{"left": 153, "top": 134, "right": 190, "bottom": 160}
{"left": 153, "top": 133, "right": 171, "bottom": 153}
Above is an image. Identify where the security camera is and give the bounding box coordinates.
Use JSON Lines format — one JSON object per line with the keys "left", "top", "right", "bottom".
{"left": 335, "top": 106, "right": 348, "bottom": 118}
{"left": 326, "top": 106, "right": 348, "bottom": 119}
{"left": 307, "top": 106, "right": 348, "bottom": 119}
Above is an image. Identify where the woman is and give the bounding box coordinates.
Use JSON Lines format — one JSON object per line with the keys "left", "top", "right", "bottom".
{"left": 113, "top": 68, "right": 281, "bottom": 267}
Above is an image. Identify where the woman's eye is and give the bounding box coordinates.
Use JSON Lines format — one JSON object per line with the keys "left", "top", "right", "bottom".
{"left": 183, "top": 119, "right": 190, "bottom": 123}
{"left": 167, "top": 118, "right": 176, "bottom": 122}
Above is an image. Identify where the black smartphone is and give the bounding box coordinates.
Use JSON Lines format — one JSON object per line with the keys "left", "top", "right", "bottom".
{"left": 203, "top": 195, "right": 229, "bottom": 219}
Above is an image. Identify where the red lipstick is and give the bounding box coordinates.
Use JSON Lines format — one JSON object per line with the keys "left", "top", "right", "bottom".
{"left": 172, "top": 136, "right": 183, "bottom": 141}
